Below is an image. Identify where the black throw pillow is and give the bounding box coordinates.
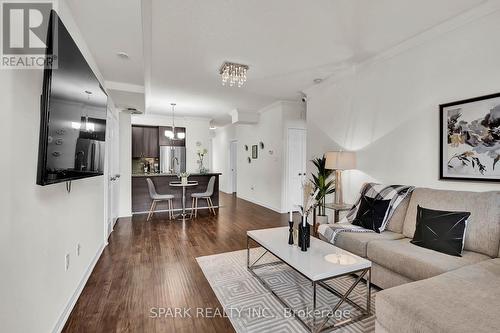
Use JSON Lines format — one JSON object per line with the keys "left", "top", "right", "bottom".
{"left": 410, "top": 205, "right": 470, "bottom": 257}
{"left": 352, "top": 196, "right": 391, "bottom": 233}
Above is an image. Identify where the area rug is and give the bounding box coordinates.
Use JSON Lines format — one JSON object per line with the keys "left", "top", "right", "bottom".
{"left": 196, "top": 248, "right": 377, "bottom": 333}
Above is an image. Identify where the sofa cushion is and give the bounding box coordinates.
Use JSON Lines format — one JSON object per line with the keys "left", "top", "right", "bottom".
{"left": 352, "top": 196, "right": 392, "bottom": 233}
{"left": 402, "top": 188, "right": 500, "bottom": 257}
{"left": 384, "top": 195, "right": 410, "bottom": 234}
{"left": 318, "top": 224, "right": 404, "bottom": 257}
{"left": 376, "top": 259, "right": 500, "bottom": 333}
{"left": 411, "top": 205, "right": 469, "bottom": 257}
{"left": 367, "top": 238, "right": 489, "bottom": 281}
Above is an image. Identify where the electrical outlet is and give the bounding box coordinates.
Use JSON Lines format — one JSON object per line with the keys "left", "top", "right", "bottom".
{"left": 65, "top": 253, "right": 70, "bottom": 271}
{"left": 77, "top": 243, "right": 81, "bottom": 256}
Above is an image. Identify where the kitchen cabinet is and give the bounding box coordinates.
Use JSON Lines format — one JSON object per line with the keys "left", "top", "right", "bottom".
{"left": 132, "top": 126, "right": 144, "bottom": 158}
{"left": 132, "top": 126, "right": 159, "bottom": 158}
{"left": 143, "top": 127, "right": 159, "bottom": 157}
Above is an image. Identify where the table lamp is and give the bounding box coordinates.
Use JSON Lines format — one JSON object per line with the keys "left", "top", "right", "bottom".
{"left": 325, "top": 151, "right": 357, "bottom": 205}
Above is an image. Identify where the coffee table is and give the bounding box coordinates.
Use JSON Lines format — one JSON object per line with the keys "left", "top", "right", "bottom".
{"left": 247, "top": 227, "right": 371, "bottom": 333}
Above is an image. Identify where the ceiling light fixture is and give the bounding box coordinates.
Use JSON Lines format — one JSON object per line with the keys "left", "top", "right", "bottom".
{"left": 219, "top": 61, "right": 249, "bottom": 87}
{"left": 165, "top": 103, "right": 184, "bottom": 140}
{"left": 209, "top": 120, "right": 216, "bottom": 130}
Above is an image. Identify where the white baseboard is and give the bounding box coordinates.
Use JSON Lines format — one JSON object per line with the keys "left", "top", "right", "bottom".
{"left": 132, "top": 206, "right": 218, "bottom": 215}
{"left": 52, "top": 242, "right": 106, "bottom": 333}
{"left": 237, "top": 194, "right": 284, "bottom": 213}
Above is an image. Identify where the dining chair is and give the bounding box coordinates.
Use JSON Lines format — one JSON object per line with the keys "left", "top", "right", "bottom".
{"left": 190, "top": 176, "right": 216, "bottom": 218}
{"left": 146, "top": 178, "right": 175, "bottom": 221}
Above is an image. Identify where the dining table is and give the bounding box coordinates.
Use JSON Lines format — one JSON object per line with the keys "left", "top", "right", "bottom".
{"left": 169, "top": 180, "right": 198, "bottom": 220}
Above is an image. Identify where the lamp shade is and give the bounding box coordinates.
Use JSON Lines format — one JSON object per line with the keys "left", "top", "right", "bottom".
{"left": 325, "top": 151, "right": 357, "bottom": 170}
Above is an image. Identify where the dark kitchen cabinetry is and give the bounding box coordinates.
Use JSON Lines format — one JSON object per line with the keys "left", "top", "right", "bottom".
{"left": 132, "top": 126, "right": 159, "bottom": 158}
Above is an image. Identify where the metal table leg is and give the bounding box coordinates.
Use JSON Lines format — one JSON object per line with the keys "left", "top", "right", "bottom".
{"left": 182, "top": 185, "right": 186, "bottom": 216}
{"left": 176, "top": 185, "right": 187, "bottom": 220}
{"left": 246, "top": 236, "right": 372, "bottom": 333}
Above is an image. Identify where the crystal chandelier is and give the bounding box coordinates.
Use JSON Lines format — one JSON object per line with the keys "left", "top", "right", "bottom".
{"left": 219, "top": 62, "right": 249, "bottom": 87}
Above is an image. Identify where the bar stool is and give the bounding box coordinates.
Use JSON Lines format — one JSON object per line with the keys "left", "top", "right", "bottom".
{"left": 146, "top": 178, "right": 175, "bottom": 221}
{"left": 190, "top": 176, "right": 216, "bottom": 218}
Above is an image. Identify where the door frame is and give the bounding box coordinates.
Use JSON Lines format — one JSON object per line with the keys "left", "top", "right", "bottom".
{"left": 104, "top": 107, "right": 120, "bottom": 241}
{"left": 285, "top": 127, "right": 306, "bottom": 212}
{"left": 229, "top": 140, "right": 238, "bottom": 194}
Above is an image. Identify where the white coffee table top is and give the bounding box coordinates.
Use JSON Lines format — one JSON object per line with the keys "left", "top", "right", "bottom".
{"left": 247, "top": 227, "right": 371, "bottom": 281}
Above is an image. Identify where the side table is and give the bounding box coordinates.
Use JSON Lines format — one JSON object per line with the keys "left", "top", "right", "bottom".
{"left": 324, "top": 203, "right": 353, "bottom": 223}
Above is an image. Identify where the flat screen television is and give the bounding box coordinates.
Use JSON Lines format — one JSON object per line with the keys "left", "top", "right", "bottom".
{"left": 37, "top": 10, "right": 107, "bottom": 185}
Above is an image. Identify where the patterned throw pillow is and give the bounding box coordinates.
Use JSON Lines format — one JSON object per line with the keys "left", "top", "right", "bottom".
{"left": 410, "top": 205, "right": 470, "bottom": 257}
{"left": 352, "top": 196, "right": 392, "bottom": 233}
{"left": 343, "top": 183, "right": 415, "bottom": 232}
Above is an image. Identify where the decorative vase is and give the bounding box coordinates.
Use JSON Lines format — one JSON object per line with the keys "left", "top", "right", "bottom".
{"left": 305, "top": 223, "right": 310, "bottom": 248}
{"left": 199, "top": 159, "right": 206, "bottom": 174}
{"left": 298, "top": 216, "right": 310, "bottom": 252}
{"left": 288, "top": 221, "right": 294, "bottom": 245}
{"left": 181, "top": 176, "right": 188, "bottom": 185}
{"left": 298, "top": 223, "right": 303, "bottom": 248}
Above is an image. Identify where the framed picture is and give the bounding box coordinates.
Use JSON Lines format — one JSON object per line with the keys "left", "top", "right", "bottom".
{"left": 252, "top": 145, "right": 258, "bottom": 159}
{"left": 440, "top": 92, "right": 500, "bottom": 182}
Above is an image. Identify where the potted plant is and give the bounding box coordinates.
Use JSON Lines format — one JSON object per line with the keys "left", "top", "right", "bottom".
{"left": 310, "top": 155, "right": 335, "bottom": 225}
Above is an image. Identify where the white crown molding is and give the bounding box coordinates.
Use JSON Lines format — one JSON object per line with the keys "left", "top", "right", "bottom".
{"left": 132, "top": 113, "right": 212, "bottom": 123}
{"left": 303, "top": 0, "right": 500, "bottom": 95}
{"left": 257, "top": 99, "right": 300, "bottom": 114}
{"left": 358, "top": 0, "right": 500, "bottom": 69}
{"left": 105, "top": 81, "right": 145, "bottom": 94}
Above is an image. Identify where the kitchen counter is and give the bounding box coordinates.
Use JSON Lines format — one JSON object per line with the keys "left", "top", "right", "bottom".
{"left": 132, "top": 172, "right": 221, "bottom": 214}
{"left": 132, "top": 172, "right": 222, "bottom": 177}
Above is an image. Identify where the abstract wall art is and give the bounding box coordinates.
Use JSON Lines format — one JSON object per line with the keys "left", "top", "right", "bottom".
{"left": 440, "top": 93, "right": 500, "bottom": 182}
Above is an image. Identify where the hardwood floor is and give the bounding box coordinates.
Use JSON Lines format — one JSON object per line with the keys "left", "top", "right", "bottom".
{"left": 62, "top": 193, "right": 288, "bottom": 333}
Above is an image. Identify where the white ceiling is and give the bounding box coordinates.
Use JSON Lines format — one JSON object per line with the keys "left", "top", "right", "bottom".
{"left": 68, "top": 0, "right": 487, "bottom": 121}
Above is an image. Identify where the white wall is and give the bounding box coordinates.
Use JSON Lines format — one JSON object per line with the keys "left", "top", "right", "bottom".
{"left": 212, "top": 124, "right": 237, "bottom": 193}
{"left": 131, "top": 114, "right": 212, "bottom": 173}
{"left": 0, "top": 2, "right": 109, "bottom": 333}
{"left": 0, "top": 11, "right": 106, "bottom": 333}
{"left": 306, "top": 10, "right": 500, "bottom": 203}
{"left": 213, "top": 101, "right": 306, "bottom": 212}
{"left": 237, "top": 103, "right": 284, "bottom": 211}
{"left": 118, "top": 111, "right": 132, "bottom": 217}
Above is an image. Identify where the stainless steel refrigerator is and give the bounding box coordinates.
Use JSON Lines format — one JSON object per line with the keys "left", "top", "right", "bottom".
{"left": 160, "top": 146, "right": 186, "bottom": 174}
{"left": 74, "top": 138, "right": 105, "bottom": 173}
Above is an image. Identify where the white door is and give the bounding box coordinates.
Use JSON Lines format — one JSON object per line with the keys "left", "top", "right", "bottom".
{"left": 229, "top": 140, "right": 238, "bottom": 193}
{"left": 287, "top": 128, "right": 306, "bottom": 211}
{"left": 105, "top": 109, "right": 120, "bottom": 238}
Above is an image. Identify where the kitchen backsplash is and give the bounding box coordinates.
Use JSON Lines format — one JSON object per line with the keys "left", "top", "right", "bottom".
{"left": 132, "top": 157, "right": 158, "bottom": 174}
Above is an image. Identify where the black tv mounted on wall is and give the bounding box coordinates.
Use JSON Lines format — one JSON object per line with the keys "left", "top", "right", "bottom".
{"left": 37, "top": 10, "right": 107, "bottom": 185}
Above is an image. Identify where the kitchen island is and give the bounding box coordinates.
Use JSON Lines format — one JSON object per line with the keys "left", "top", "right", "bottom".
{"left": 132, "top": 173, "right": 221, "bottom": 214}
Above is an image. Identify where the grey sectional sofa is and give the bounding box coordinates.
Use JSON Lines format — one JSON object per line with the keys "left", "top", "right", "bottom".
{"left": 318, "top": 187, "right": 500, "bottom": 333}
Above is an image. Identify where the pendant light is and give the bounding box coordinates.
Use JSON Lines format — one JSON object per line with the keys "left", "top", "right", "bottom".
{"left": 164, "top": 103, "right": 185, "bottom": 140}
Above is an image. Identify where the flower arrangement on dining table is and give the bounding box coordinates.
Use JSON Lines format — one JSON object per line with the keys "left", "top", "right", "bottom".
{"left": 178, "top": 172, "right": 190, "bottom": 185}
